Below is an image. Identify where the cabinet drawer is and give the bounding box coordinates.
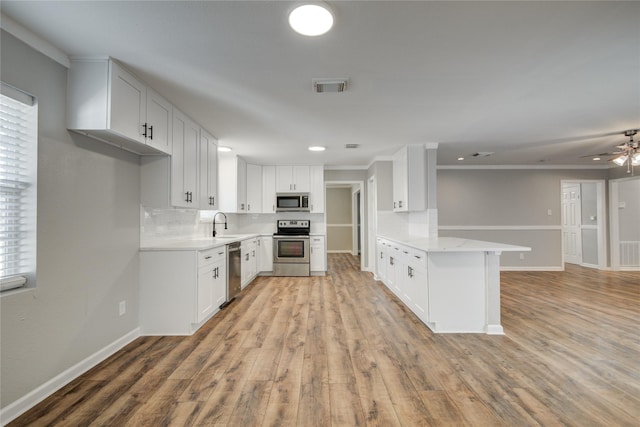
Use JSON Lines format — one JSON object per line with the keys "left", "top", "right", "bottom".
{"left": 409, "top": 249, "right": 427, "bottom": 268}
{"left": 199, "top": 247, "right": 226, "bottom": 267}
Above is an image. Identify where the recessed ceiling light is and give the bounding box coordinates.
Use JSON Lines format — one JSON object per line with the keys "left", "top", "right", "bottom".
{"left": 457, "top": 157, "right": 465, "bottom": 161}
{"left": 218, "top": 146, "right": 232, "bottom": 152}
{"left": 289, "top": 4, "right": 334, "bottom": 36}
{"left": 308, "top": 145, "right": 326, "bottom": 152}
{"left": 592, "top": 157, "right": 601, "bottom": 161}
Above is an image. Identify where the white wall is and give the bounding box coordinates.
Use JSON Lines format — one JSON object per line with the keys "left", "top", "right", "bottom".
{"left": 1, "top": 31, "right": 140, "bottom": 409}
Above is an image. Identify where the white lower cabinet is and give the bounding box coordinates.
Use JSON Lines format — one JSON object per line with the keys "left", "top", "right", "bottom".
{"left": 258, "top": 236, "right": 273, "bottom": 273}
{"left": 376, "top": 238, "right": 429, "bottom": 324}
{"left": 197, "top": 248, "right": 227, "bottom": 322}
{"left": 140, "top": 246, "right": 227, "bottom": 335}
{"left": 310, "top": 235, "right": 326, "bottom": 274}
{"left": 241, "top": 238, "right": 258, "bottom": 287}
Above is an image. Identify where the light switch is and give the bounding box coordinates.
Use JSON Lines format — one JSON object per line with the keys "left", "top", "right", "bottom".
{"left": 547, "top": 209, "right": 552, "bottom": 216}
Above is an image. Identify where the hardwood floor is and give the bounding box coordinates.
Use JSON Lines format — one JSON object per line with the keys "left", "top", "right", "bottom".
{"left": 9, "top": 256, "right": 640, "bottom": 426}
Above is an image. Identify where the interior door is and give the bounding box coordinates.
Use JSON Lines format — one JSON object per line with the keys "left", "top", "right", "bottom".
{"left": 562, "top": 183, "right": 582, "bottom": 265}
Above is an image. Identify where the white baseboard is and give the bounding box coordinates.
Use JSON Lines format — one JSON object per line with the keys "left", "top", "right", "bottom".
{"left": 0, "top": 328, "right": 141, "bottom": 426}
{"left": 485, "top": 324, "right": 505, "bottom": 335}
{"left": 500, "top": 266, "right": 563, "bottom": 271}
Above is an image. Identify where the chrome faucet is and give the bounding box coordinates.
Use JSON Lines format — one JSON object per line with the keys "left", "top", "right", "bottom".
{"left": 212, "top": 212, "right": 228, "bottom": 237}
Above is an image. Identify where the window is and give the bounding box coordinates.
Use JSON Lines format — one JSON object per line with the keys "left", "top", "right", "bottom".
{"left": 1, "top": 82, "right": 37, "bottom": 292}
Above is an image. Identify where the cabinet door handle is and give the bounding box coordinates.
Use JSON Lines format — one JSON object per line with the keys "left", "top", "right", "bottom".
{"left": 218, "top": 251, "right": 224, "bottom": 255}
{"left": 399, "top": 201, "right": 403, "bottom": 208}
{"left": 148, "top": 125, "right": 153, "bottom": 140}
{"left": 380, "top": 252, "right": 383, "bottom": 259}
{"left": 245, "top": 253, "right": 249, "bottom": 261}
{"left": 204, "top": 255, "right": 212, "bottom": 259}
{"left": 241, "top": 203, "right": 245, "bottom": 210}
{"left": 247, "top": 204, "right": 251, "bottom": 211}
{"left": 408, "top": 266, "right": 414, "bottom": 278}
{"left": 390, "top": 257, "right": 394, "bottom": 265}
{"left": 142, "top": 123, "right": 148, "bottom": 138}
{"left": 252, "top": 250, "right": 255, "bottom": 257}
{"left": 393, "top": 202, "right": 396, "bottom": 209}
{"left": 273, "top": 205, "right": 275, "bottom": 212}
{"left": 185, "top": 191, "right": 190, "bottom": 203}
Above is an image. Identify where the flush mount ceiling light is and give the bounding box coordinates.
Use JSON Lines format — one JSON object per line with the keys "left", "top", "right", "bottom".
{"left": 308, "top": 145, "right": 326, "bottom": 151}
{"left": 218, "top": 146, "right": 232, "bottom": 152}
{"left": 289, "top": 4, "right": 334, "bottom": 36}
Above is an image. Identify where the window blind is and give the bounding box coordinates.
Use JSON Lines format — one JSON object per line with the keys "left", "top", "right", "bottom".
{"left": 1, "top": 83, "right": 37, "bottom": 291}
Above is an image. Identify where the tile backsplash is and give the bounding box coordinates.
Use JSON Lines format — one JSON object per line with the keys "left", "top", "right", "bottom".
{"left": 141, "top": 206, "right": 326, "bottom": 245}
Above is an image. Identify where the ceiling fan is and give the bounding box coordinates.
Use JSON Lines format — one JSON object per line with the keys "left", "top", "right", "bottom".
{"left": 581, "top": 129, "right": 640, "bottom": 173}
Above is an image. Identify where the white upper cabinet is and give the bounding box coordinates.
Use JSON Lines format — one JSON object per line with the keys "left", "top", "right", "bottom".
{"left": 145, "top": 88, "right": 173, "bottom": 154}
{"left": 109, "top": 62, "right": 146, "bottom": 144}
{"left": 309, "top": 165, "right": 325, "bottom": 213}
{"left": 262, "top": 166, "right": 276, "bottom": 213}
{"left": 276, "top": 165, "right": 310, "bottom": 193}
{"left": 199, "top": 129, "right": 218, "bottom": 210}
{"left": 67, "top": 58, "right": 172, "bottom": 155}
{"left": 246, "top": 163, "right": 263, "bottom": 213}
{"left": 392, "top": 144, "right": 427, "bottom": 212}
{"left": 171, "top": 109, "right": 200, "bottom": 208}
{"left": 218, "top": 154, "right": 247, "bottom": 213}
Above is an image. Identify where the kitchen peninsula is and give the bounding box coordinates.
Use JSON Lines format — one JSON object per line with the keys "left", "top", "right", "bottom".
{"left": 377, "top": 235, "right": 530, "bottom": 334}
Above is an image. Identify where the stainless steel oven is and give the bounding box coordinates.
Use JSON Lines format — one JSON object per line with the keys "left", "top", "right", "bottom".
{"left": 273, "top": 220, "right": 310, "bottom": 276}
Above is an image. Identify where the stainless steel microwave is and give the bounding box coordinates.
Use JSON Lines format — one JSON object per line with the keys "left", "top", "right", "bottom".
{"left": 276, "top": 193, "right": 310, "bottom": 212}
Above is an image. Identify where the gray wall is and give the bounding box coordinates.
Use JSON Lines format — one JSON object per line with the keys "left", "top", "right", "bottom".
{"left": 437, "top": 168, "right": 608, "bottom": 268}
{"left": 1, "top": 31, "right": 140, "bottom": 408}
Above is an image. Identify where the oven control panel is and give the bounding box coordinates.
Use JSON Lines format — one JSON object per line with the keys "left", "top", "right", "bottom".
{"left": 278, "top": 220, "right": 309, "bottom": 228}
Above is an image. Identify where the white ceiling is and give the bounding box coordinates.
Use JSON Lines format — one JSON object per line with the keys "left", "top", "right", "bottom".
{"left": 2, "top": 1, "right": 639, "bottom": 167}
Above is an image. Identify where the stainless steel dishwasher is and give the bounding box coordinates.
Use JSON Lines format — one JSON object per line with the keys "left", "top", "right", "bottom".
{"left": 221, "top": 241, "right": 241, "bottom": 309}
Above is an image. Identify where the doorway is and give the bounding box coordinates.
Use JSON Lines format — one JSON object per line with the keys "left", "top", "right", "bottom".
{"left": 609, "top": 176, "right": 640, "bottom": 270}
{"left": 561, "top": 180, "right": 606, "bottom": 269}
{"left": 324, "top": 180, "right": 366, "bottom": 271}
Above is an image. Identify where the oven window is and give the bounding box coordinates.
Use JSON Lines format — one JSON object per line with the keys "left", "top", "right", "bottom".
{"left": 277, "top": 240, "right": 305, "bottom": 257}
{"left": 277, "top": 197, "right": 300, "bottom": 208}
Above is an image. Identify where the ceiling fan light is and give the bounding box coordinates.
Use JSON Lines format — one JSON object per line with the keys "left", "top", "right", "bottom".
{"left": 613, "top": 155, "right": 628, "bottom": 166}
{"left": 631, "top": 152, "right": 640, "bottom": 166}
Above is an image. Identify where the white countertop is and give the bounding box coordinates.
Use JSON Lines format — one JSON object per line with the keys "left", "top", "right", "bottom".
{"left": 140, "top": 233, "right": 259, "bottom": 251}
{"left": 378, "top": 235, "right": 531, "bottom": 253}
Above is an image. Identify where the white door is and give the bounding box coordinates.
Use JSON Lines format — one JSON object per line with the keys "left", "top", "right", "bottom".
{"left": 562, "top": 183, "right": 582, "bottom": 265}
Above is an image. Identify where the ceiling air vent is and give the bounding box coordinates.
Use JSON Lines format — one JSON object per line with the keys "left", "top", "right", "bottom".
{"left": 345, "top": 144, "right": 359, "bottom": 149}
{"left": 472, "top": 152, "right": 494, "bottom": 157}
{"left": 313, "top": 78, "right": 348, "bottom": 93}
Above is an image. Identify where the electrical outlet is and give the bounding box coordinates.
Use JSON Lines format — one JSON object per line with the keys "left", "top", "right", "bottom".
{"left": 519, "top": 253, "right": 525, "bottom": 260}
{"left": 547, "top": 209, "right": 552, "bottom": 216}
{"left": 119, "top": 301, "right": 126, "bottom": 316}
